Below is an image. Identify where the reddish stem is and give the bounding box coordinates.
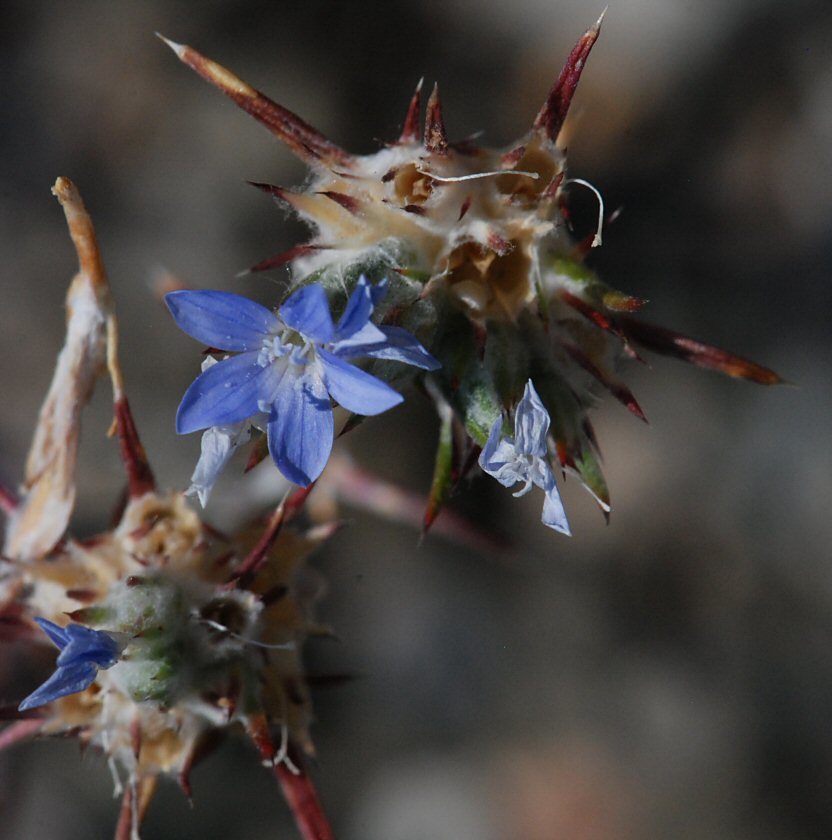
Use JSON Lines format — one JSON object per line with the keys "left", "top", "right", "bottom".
{"left": 114, "top": 784, "right": 134, "bottom": 840}
{"left": 0, "top": 719, "right": 43, "bottom": 752}
{"left": 275, "top": 747, "right": 335, "bottom": 840}
{"left": 225, "top": 483, "right": 316, "bottom": 589}
{"left": 113, "top": 778, "right": 155, "bottom": 840}
{"left": 114, "top": 397, "right": 156, "bottom": 498}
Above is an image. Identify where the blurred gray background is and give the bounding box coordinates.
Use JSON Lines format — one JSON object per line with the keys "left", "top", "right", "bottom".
{"left": 1, "top": 0, "right": 831, "bottom": 838}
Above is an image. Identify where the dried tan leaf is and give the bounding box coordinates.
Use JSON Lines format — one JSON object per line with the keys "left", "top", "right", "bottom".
{"left": 5, "top": 178, "right": 113, "bottom": 560}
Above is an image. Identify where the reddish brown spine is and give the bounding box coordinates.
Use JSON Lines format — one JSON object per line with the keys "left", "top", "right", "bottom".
{"left": 424, "top": 83, "right": 449, "bottom": 155}
{"left": 618, "top": 317, "right": 783, "bottom": 384}
{"left": 399, "top": 78, "right": 423, "bottom": 144}
{"left": 159, "top": 36, "right": 353, "bottom": 168}
{"left": 533, "top": 13, "right": 604, "bottom": 143}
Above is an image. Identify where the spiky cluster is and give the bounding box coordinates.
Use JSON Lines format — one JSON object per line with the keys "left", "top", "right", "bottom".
{"left": 0, "top": 179, "right": 333, "bottom": 839}
{"left": 162, "top": 17, "right": 778, "bottom": 524}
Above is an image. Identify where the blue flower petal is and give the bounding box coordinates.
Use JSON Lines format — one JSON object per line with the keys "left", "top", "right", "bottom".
{"left": 479, "top": 416, "right": 526, "bottom": 489}
{"left": 166, "top": 290, "right": 279, "bottom": 351}
{"left": 318, "top": 349, "right": 403, "bottom": 416}
{"left": 369, "top": 278, "right": 389, "bottom": 307}
{"left": 33, "top": 617, "right": 71, "bottom": 649}
{"left": 187, "top": 422, "right": 250, "bottom": 508}
{"left": 514, "top": 380, "right": 550, "bottom": 457}
{"left": 540, "top": 466, "right": 571, "bottom": 535}
{"left": 18, "top": 660, "right": 98, "bottom": 711}
{"left": 268, "top": 371, "right": 333, "bottom": 486}
{"left": 331, "top": 321, "right": 387, "bottom": 354}
{"left": 176, "top": 352, "right": 278, "bottom": 434}
{"left": 19, "top": 619, "right": 122, "bottom": 711}
{"left": 479, "top": 415, "right": 505, "bottom": 473}
{"left": 336, "top": 325, "right": 440, "bottom": 371}
{"left": 279, "top": 285, "right": 334, "bottom": 344}
{"left": 58, "top": 625, "right": 120, "bottom": 668}
{"left": 333, "top": 275, "right": 377, "bottom": 342}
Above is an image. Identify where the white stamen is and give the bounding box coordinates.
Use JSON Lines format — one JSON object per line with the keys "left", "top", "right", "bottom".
{"left": 271, "top": 691, "right": 300, "bottom": 775}
{"left": 130, "top": 779, "right": 140, "bottom": 840}
{"left": 199, "top": 618, "right": 296, "bottom": 651}
{"left": 289, "top": 344, "right": 310, "bottom": 366}
{"left": 258, "top": 335, "right": 292, "bottom": 368}
{"left": 512, "top": 476, "right": 534, "bottom": 498}
{"left": 108, "top": 755, "right": 123, "bottom": 797}
{"left": 564, "top": 178, "right": 605, "bottom": 247}
{"left": 416, "top": 166, "right": 540, "bottom": 183}
{"left": 272, "top": 719, "right": 300, "bottom": 775}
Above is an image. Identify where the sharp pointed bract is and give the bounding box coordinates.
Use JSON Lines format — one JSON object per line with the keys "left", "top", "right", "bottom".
{"left": 114, "top": 398, "right": 156, "bottom": 497}
{"left": 249, "top": 182, "right": 348, "bottom": 225}
{"left": 318, "top": 190, "right": 362, "bottom": 214}
{"left": 559, "top": 289, "right": 642, "bottom": 360}
{"left": 399, "top": 78, "right": 423, "bottom": 144}
{"left": 248, "top": 244, "right": 328, "bottom": 274}
{"left": 249, "top": 181, "right": 292, "bottom": 203}
{"left": 563, "top": 342, "right": 648, "bottom": 422}
{"left": 618, "top": 318, "right": 784, "bottom": 385}
{"left": 158, "top": 35, "right": 353, "bottom": 168}
{"left": 457, "top": 195, "right": 472, "bottom": 221}
{"left": 424, "top": 83, "right": 449, "bottom": 155}
{"left": 532, "top": 11, "right": 605, "bottom": 143}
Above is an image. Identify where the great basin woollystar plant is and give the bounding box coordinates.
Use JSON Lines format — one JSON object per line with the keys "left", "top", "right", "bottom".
{"left": 159, "top": 15, "right": 779, "bottom": 535}
{"left": 0, "top": 17, "right": 782, "bottom": 840}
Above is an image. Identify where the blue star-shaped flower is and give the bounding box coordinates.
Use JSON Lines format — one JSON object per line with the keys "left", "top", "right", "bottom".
{"left": 19, "top": 618, "right": 122, "bottom": 711}
{"left": 166, "top": 276, "right": 439, "bottom": 488}
{"left": 479, "top": 379, "right": 571, "bottom": 535}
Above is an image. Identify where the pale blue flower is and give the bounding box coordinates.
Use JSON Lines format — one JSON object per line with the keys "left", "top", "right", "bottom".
{"left": 186, "top": 420, "right": 252, "bottom": 507}
{"left": 19, "top": 619, "right": 122, "bottom": 711}
{"left": 166, "top": 276, "right": 439, "bottom": 488}
{"left": 479, "top": 379, "right": 571, "bottom": 535}
{"left": 182, "top": 357, "right": 253, "bottom": 507}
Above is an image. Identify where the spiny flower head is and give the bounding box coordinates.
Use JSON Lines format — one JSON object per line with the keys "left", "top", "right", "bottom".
{"left": 160, "top": 17, "right": 780, "bottom": 532}
{"left": 0, "top": 178, "right": 336, "bottom": 839}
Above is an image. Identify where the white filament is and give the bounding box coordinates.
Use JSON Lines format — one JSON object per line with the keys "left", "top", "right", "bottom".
{"left": 416, "top": 166, "right": 540, "bottom": 183}
{"left": 273, "top": 718, "right": 300, "bottom": 775}
{"left": 564, "top": 178, "right": 605, "bottom": 247}
{"left": 130, "top": 779, "right": 140, "bottom": 840}
{"left": 199, "top": 618, "right": 296, "bottom": 651}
